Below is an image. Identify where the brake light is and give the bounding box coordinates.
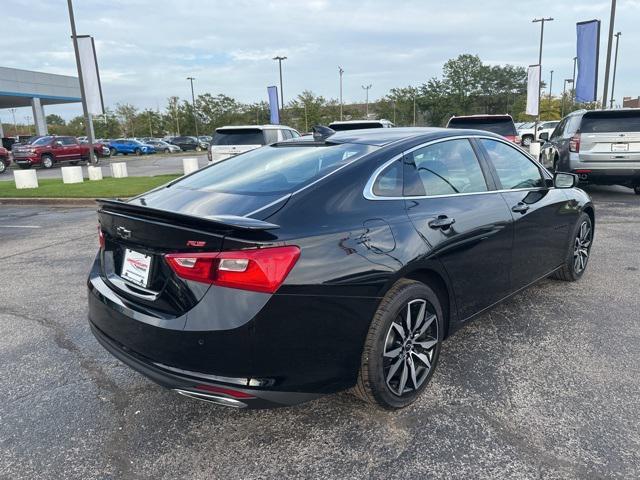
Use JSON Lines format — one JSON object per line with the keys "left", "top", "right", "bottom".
{"left": 98, "top": 227, "right": 105, "bottom": 249}
{"left": 570, "top": 133, "right": 581, "bottom": 153}
{"left": 165, "top": 246, "right": 300, "bottom": 293}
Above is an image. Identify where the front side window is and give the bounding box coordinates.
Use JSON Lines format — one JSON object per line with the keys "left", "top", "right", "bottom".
{"left": 479, "top": 139, "right": 544, "bottom": 190}
{"left": 404, "top": 139, "right": 488, "bottom": 196}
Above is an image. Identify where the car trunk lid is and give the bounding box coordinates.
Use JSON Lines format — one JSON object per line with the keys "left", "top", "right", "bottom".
{"left": 579, "top": 110, "right": 640, "bottom": 162}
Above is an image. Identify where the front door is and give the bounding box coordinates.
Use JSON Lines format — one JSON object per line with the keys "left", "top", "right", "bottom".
{"left": 403, "top": 138, "right": 514, "bottom": 321}
{"left": 477, "top": 138, "right": 574, "bottom": 290}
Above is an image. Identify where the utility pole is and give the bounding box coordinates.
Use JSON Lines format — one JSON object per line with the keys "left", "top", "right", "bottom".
{"left": 609, "top": 32, "right": 621, "bottom": 108}
{"left": 338, "top": 66, "right": 344, "bottom": 121}
{"left": 362, "top": 84, "right": 372, "bottom": 117}
{"left": 548, "top": 70, "right": 554, "bottom": 113}
{"left": 273, "top": 56, "right": 287, "bottom": 120}
{"left": 67, "top": 0, "right": 96, "bottom": 163}
{"left": 413, "top": 93, "right": 417, "bottom": 126}
{"left": 147, "top": 111, "right": 153, "bottom": 137}
{"left": 532, "top": 17, "right": 553, "bottom": 134}
{"left": 561, "top": 79, "right": 573, "bottom": 117}
{"left": 602, "top": 0, "right": 617, "bottom": 109}
{"left": 186, "top": 77, "right": 198, "bottom": 138}
{"left": 571, "top": 56, "right": 578, "bottom": 106}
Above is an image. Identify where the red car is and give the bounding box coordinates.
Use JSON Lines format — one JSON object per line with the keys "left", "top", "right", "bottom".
{"left": 11, "top": 135, "right": 107, "bottom": 169}
{"left": 0, "top": 146, "right": 10, "bottom": 174}
{"left": 446, "top": 115, "right": 521, "bottom": 145}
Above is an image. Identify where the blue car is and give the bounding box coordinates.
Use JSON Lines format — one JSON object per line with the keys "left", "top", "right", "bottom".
{"left": 108, "top": 139, "right": 155, "bottom": 156}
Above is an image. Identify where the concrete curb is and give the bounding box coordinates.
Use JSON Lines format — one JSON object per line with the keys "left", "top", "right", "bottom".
{"left": 0, "top": 197, "right": 102, "bottom": 207}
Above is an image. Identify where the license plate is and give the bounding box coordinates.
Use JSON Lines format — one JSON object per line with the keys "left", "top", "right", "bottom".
{"left": 612, "top": 143, "right": 629, "bottom": 152}
{"left": 121, "top": 249, "right": 152, "bottom": 287}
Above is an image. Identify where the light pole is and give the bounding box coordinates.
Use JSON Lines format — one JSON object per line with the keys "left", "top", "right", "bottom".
{"left": 561, "top": 79, "right": 573, "bottom": 117}
{"left": 413, "top": 93, "right": 417, "bottom": 126}
{"left": 186, "top": 77, "right": 198, "bottom": 138}
{"left": 532, "top": 17, "right": 553, "bottom": 136}
{"left": 66, "top": 0, "right": 96, "bottom": 163}
{"left": 338, "top": 66, "right": 344, "bottom": 121}
{"left": 362, "top": 84, "right": 372, "bottom": 117}
{"left": 273, "top": 56, "right": 287, "bottom": 119}
{"left": 571, "top": 56, "right": 578, "bottom": 106}
{"left": 609, "top": 32, "right": 621, "bottom": 108}
{"left": 548, "top": 70, "right": 554, "bottom": 114}
{"left": 601, "top": 0, "right": 617, "bottom": 109}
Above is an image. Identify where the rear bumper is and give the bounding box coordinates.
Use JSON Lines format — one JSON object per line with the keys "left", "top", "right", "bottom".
{"left": 87, "top": 257, "right": 377, "bottom": 406}
{"left": 570, "top": 153, "right": 640, "bottom": 185}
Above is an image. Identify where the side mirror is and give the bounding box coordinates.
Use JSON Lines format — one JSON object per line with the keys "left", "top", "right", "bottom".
{"left": 539, "top": 132, "right": 549, "bottom": 142}
{"left": 554, "top": 172, "right": 577, "bottom": 189}
{"left": 54, "top": 141, "right": 63, "bottom": 147}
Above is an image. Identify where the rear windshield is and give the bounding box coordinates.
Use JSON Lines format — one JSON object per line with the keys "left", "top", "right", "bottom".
{"left": 329, "top": 123, "right": 384, "bottom": 131}
{"left": 580, "top": 111, "right": 640, "bottom": 133}
{"left": 447, "top": 117, "right": 517, "bottom": 136}
{"left": 174, "top": 143, "right": 376, "bottom": 195}
{"left": 213, "top": 129, "right": 265, "bottom": 146}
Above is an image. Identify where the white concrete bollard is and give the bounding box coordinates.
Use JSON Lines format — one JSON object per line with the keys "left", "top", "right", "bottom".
{"left": 87, "top": 166, "right": 103, "bottom": 181}
{"left": 529, "top": 141, "right": 541, "bottom": 158}
{"left": 183, "top": 157, "right": 199, "bottom": 175}
{"left": 61, "top": 166, "right": 84, "bottom": 184}
{"left": 110, "top": 162, "right": 128, "bottom": 178}
{"left": 14, "top": 170, "right": 38, "bottom": 189}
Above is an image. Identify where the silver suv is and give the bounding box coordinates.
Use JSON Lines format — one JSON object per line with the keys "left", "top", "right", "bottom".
{"left": 540, "top": 109, "right": 640, "bottom": 194}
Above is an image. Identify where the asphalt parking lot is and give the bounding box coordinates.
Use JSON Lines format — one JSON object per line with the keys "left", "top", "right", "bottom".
{"left": 0, "top": 153, "right": 209, "bottom": 182}
{"left": 1, "top": 185, "right": 639, "bottom": 479}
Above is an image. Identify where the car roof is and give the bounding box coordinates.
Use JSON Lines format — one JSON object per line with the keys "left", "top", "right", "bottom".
{"left": 449, "top": 114, "right": 514, "bottom": 120}
{"left": 216, "top": 125, "right": 293, "bottom": 131}
{"left": 327, "top": 127, "right": 504, "bottom": 147}
{"left": 329, "top": 119, "right": 393, "bottom": 125}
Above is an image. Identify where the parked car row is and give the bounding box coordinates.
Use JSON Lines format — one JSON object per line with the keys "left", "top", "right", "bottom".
{"left": 11, "top": 136, "right": 109, "bottom": 169}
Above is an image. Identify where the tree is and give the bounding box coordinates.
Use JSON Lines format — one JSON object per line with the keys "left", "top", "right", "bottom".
{"left": 375, "top": 87, "right": 419, "bottom": 126}
{"left": 115, "top": 103, "right": 138, "bottom": 137}
{"left": 46, "top": 114, "right": 66, "bottom": 127}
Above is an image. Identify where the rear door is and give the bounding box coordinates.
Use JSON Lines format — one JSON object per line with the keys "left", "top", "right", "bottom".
{"left": 579, "top": 110, "right": 640, "bottom": 162}
{"left": 402, "top": 138, "right": 513, "bottom": 320}
{"left": 477, "top": 138, "right": 573, "bottom": 289}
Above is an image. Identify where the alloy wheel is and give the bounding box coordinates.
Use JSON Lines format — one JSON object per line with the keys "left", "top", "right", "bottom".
{"left": 383, "top": 299, "right": 438, "bottom": 397}
{"left": 0, "top": 161, "right": 5, "bottom": 173}
{"left": 574, "top": 220, "right": 592, "bottom": 274}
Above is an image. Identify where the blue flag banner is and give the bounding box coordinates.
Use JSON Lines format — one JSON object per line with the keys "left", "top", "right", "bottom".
{"left": 267, "top": 85, "right": 280, "bottom": 124}
{"left": 576, "top": 20, "right": 600, "bottom": 103}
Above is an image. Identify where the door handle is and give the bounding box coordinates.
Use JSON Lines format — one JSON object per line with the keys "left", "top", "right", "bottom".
{"left": 512, "top": 203, "right": 530, "bottom": 214}
{"left": 428, "top": 215, "right": 456, "bottom": 230}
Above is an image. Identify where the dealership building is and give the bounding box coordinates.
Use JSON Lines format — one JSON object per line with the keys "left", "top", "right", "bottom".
{"left": 0, "top": 66, "right": 81, "bottom": 137}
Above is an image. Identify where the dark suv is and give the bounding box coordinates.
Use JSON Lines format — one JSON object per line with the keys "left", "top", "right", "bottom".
{"left": 171, "top": 136, "right": 209, "bottom": 152}
{"left": 540, "top": 109, "right": 640, "bottom": 194}
{"left": 446, "top": 115, "right": 520, "bottom": 145}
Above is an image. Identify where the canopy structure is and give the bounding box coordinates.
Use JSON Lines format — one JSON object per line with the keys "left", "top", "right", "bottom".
{"left": 0, "top": 66, "right": 81, "bottom": 137}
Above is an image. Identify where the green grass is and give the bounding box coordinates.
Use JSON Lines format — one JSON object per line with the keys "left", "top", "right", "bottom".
{"left": 0, "top": 174, "right": 180, "bottom": 198}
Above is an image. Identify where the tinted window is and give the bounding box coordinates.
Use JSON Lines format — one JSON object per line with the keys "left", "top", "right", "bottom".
{"left": 281, "top": 129, "right": 293, "bottom": 140}
{"left": 480, "top": 139, "right": 544, "bottom": 189}
{"left": 404, "top": 139, "right": 488, "bottom": 196}
{"left": 32, "top": 136, "right": 54, "bottom": 146}
{"left": 580, "top": 111, "right": 640, "bottom": 133}
{"left": 60, "top": 137, "right": 76, "bottom": 145}
{"left": 176, "top": 143, "right": 376, "bottom": 195}
{"left": 290, "top": 130, "right": 300, "bottom": 138}
{"left": 551, "top": 119, "right": 566, "bottom": 140}
{"left": 213, "top": 129, "right": 266, "bottom": 146}
{"left": 373, "top": 160, "right": 403, "bottom": 197}
{"left": 447, "top": 117, "right": 517, "bottom": 136}
{"left": 565, "top": 115, "right": 582, "bottom": 137}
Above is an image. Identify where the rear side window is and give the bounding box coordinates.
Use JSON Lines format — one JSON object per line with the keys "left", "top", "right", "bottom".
{"left": 372, "top": 160, "right": 403, "bottom": 197}
{"left": 60, "top": 137, "right": 76, "bottom": 145}
{"left": 580, "top": 111, "right": 640, "bottom": 133}
{"left": 213, "top": 129, "right": 266, "bottom": 146}
{"left": 447, "top": 117, "right": 517, "bottom": 136}
{"left": 479, "top": 139, "right": 544, "bottom": 190}
{"left": 404, "top": 139, "right": 488, "bottom": 196}
{"left": 175, "top": 143, "right": 376, "bottom": 195}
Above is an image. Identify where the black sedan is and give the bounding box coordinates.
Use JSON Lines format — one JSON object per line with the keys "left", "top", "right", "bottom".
{"left": 88, "top": 128, "right": 594, "bottom": 409}
{"left": 170, "top": 135, "right": 209, "bottom": 152}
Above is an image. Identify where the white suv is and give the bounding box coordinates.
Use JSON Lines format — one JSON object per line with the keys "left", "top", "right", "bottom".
{"left": 208, "top": 125, "right": 300, "bottom": 163}
{"left": 518, "top": 121, "right": 559, "bottom": 147}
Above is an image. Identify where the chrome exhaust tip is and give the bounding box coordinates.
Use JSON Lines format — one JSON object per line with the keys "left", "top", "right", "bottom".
{"left": 174, "top": 389, "right": 247, "bottom": 408}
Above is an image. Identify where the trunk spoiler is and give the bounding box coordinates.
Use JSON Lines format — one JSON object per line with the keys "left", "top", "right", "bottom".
{"left": 96, "top": 199, "right": 280, "bottom": 231}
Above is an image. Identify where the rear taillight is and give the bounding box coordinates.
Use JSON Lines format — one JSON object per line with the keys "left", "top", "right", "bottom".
{"left": 165, "top": 246, "right": 300, "bottom": 293}
{"left": 570, "top": 133, "right": 581, "bottom": 153}
{"left": 98, "top": 227, "right": 105, "bottom": 249}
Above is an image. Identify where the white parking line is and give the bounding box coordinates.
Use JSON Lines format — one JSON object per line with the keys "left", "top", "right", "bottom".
{"left": 0, "top": 225, "right": 42, "bottom": 228}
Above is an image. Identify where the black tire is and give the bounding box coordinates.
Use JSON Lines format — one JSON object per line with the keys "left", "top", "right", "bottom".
{"left": 109, "top": 148, "right": 118, "bottom": 157}
{"left": 41, "top": 154, "right": 54, "bottom": 169}
{"left": 0, "top": 161, "right": 6, "bottom": 174}
{"left": 634, "top": 186, "right": 640, "bottom": 195}
{"left": 134, "top": 148, "right": 142, "bottom": 156}
{"left": 353, "top": 279, "right": 444, "bottom": 410}
{"left": 551, "top": 212, "right": 593, "bottom": 281}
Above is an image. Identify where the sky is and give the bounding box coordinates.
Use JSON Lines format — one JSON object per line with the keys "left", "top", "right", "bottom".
{"left": 1, "top": 0, "right": 638, "bottom": 121}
